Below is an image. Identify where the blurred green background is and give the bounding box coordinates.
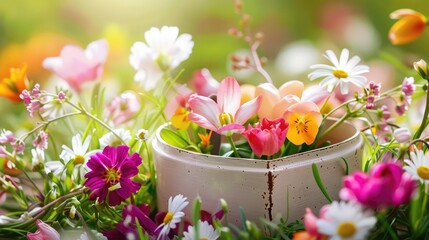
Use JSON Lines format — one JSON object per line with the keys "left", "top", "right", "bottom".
{"left": 0, "top": 0, "right": 429, "bottom": 128}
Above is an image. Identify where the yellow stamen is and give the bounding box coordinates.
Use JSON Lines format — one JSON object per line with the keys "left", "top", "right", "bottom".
{"left": 337, "top": 222, "right": 356, "bottom": 238}
{"left": 72, "top": 155, "right": 85, "bottom": 165}
{"left": 104, "top": 168, "right": 121, "bottom": 185}
{"left": 417, "top": 166, "right": 429, "bottom": 180}
{"left": 219, "top": 112, "right": 234, "bottom": 126}
{"left": 163, "top": 212, "right": 174, "bottom": 224}
{"left": 333, "top": 69, "right": 348, "bottom": 78}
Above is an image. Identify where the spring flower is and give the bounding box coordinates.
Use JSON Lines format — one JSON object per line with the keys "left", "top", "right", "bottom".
{"left": 136, "top": 129, "right": 149, "bottom": 142}
{"left": 389, "top": 9, "right": 427, "bottom": 45}
{"left": 27, "top": 219, "right": 60, "bottom": 240}
{"left": 31, "top": 148, "right": 45, "bottom": 169}
{"left": 340, "top": 162, "right": 416, "bottom": 208}
{"left": 105, "top": 91, "right": 141, "bottom": 126}
{"left": 284, "top": 102, "right": 322, "bottom": 145}
{"left": 165, "top": 85, "right": 194, "bottom": 130}
{"left": 316, "top": 201, "right": 376, "bottom": 240}
{"left": 243, "top": 118, "right": 288, "bottom": 157}
{"left": 99, "top": 128, "right": 131, "bottom": 149}
{"left": 84, "top": 145, "right": 141, "bottom": 206}
{"left": 308, "top": 49, "right": 369, "bottom": 94}
{"left": 292, "top": 207, "right": 328, "bottom": 240}
{"left": 198, "top": 131, "right": 213, "bottom": 153}
{"left": 393, "top": 127, "right": 411, "bottom": 143}
{"left": 60, "top": 134, "right": 98, "bottom": 166}
{"left": 183, "top": 220, "right": 220, "bottom": 240}
{"left": 255, "top": 81, "right": 303, "bottom": 119}
{"left": 188, "top": 77, "right": 262, "bottom": 136}
{"left": 414, "top": 59, "right": 429, "bottom": 80}
{"left": 404, "top": 148, "right": 429, "bottom": 185}
{"left": 156, "top": 194, "right": 189, "bottom": 240}
{"left": 0, "top": 64, "right": 29, "bottom": 102}
{"left": 129, "top": 26, "right": 194, "bottom": 91}
{"left": 110, "top": 204, "right": 159, "bottom": 239}
{"left": 0, "top": 130, "right": 15, "bottom": 144}
{"left": 190, "top": 68, "right": 219, "bottom": 97}
{"left": 32, "top": 131, "right": 49, "bottom": 150}
{"left": 43, "top": 39, "right": 108, "bottom": 92}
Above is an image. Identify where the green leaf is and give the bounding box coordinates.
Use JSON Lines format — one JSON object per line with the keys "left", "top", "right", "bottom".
{"left": 160, "top": 128, "right": 189, "bottom": 148}
{"left": 311, "top": 163, "right": 333, "bottom": 203}
{"left": 192, "top": 196, "right": 202, "bottom": 240}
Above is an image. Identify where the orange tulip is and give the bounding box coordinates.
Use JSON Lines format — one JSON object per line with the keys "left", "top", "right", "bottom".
{"left": 389, "top": 9, "right": 427, "bottom": 45}
{"left": 0, "top": 64, "right": 29, "bottom": 102}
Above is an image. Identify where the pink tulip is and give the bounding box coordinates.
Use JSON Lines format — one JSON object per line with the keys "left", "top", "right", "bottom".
{"left": 340, "top": 162, "right": 417, "bottom": 208}
{"left": 188, "top": 77, "right": 262, "bottom": 136}
{"left": 43, "top": 39, "right": 108, "bottom": 92}
{"left": 27, "top": 219, "right": 61, "bottom": 240}
{"left": 243, "top": 118, "right": 288, "bottom": 157}
{"left": 190, "top": 68, "right": 219, "bottom": 97}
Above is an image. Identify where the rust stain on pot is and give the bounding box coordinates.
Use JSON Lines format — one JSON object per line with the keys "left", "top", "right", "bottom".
{"left": 264, "top": 162, "right": 278, "bottom": 221}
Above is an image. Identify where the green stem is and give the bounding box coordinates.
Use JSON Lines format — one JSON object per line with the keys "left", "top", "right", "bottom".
{"left": 227, "top": 136, "right": 240, "bottom": 158}
{"left": 421, "top": 185, "right": 429, "bottom": 224}
{"left": 66, "top": 101, "right": 126, "bottom": 145}
{"left": 413, "top": 84, "right": 429, "bottom": 139}
{"left": 318, "top": 112, "right": 350, "bottom": 141}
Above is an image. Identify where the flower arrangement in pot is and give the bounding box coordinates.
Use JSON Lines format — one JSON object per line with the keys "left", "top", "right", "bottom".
{"left": 1, "top": 1, "right": 429, "bottom": 239}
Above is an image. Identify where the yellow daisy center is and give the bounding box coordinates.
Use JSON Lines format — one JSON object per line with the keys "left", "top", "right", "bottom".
{"left": 333, "top": 69, "right": 348, "bottom": 78}
{"left": 104, "top": 168, "right": 121, "bottom": 185}
{"left": 200, "top": 238, "right": 208, "bottom": 240}
{"left": 337, "top": 221, "right": 356, "bottom": 238}
{"left": 72, "top": 155, "right": 85, "bottom": 165}
{"left": 163, "top": 212, "right": 174, "bottom": 224}
{"left": 219, "top": 112, "right": 234, "bottom": 126}
{"left": 417, "top": 166, "right": 429, "bottom": 180}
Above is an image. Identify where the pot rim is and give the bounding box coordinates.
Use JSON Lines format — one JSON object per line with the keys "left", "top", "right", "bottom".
{"left": 154, "top": 117, "right": 361, "bottom": 164}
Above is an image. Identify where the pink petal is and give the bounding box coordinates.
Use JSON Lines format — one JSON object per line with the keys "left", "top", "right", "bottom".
{"left": 85, "top": 39, "right": 108, "bottom": 64}
{"left": 217, "top": 77, "right": 241, "bottom": 115}
{"left": 235, "top": 96, "right": 262, "bottom": 125}
{"left": 188, "top": 94, "right": 221, "bottom": 132}
{"left": 272, "top": 95, "right": 300, "bottom": 119}
{"left": 217, "top": 123, "right": 245, "bottom": 136}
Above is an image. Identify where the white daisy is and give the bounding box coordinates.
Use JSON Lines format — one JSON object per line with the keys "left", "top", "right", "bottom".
{"left": 404, "top": 149, "right": 429, "bottom": 185}
{"left": 183, "top": 220, "right": 219, "bottom": 240}
{"left": 129, "top": 26, "right": 194, "bottom": 91}
{"left": 317, "top": 201, "right": 376, "bottom": 240}
{"left": 157, "top": 194, "right": 189, "bottom": 240}
{"left": 308, "top": 48, "right": 369, "bottom": 94}
{"left": 99, "top": 128, "right": 132, "bottom": 149}
{"left": 31, "top": 148, "right": 45, "bottom": 168}
{"left": 40, "top": 96, "right": 64, "bottom": 119}
{"left": 45, "top": 134, "right": 97, "bottom": 179}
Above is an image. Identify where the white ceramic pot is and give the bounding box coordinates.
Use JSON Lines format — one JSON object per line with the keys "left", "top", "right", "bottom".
{"left": 152, "top": 119, "right": 363, "bottom": 225}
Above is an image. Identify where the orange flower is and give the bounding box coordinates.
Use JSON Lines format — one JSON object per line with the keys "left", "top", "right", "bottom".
{"left": 198, "top": 131, "right": 212, "bottom": 149}
{"left": 389, "top": 9, "right": 427, "bottom": 45}
{"left": 0, "top": 64, "right": 29, "bottom": 102}
{"left": 284, "top": 102, "right": 322, "bottom": 145}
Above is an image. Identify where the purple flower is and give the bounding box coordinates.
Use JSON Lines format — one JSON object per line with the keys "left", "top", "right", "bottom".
{"left": 0, "top": 130, "right": 15, "bottom": 144}
{"left": 402, "top": 77, "right": 415, "bottom": 97}
{"left": 105, "top": 91, "right": 141, "bottom": 126}
{"left": 340, "top": 162, "right": 417, "bottom": 208}
{"left": 84, "top": 145, "right": 141, "bottom": 206}
{"left": 104, "top": 204, "right": 160, "bottom": 239}
{"left": 32, "top": 131, "right": 49, "bottom": 150}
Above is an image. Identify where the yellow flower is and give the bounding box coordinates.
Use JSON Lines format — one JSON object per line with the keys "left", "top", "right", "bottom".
{"left": 0, "top": 64, "right": 29, "bottom": 102}
{"left": 389, "top": 9, "right": 427, "bottom": 45}
{"left": 284, "top": 102, "right": 322, "bottom": 145}
{"left": 171, "top": 107, "right": 191, "bottom": 130}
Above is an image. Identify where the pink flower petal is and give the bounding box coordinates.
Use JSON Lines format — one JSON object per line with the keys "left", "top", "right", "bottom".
{"left": 217, "top": 77, "right": 241, "bottom": 115}
{"left": 235, "top": 96, "right": 262, "bottom": 125}
{"left": 188, "top": 94, "right": 221, "bottom": 132}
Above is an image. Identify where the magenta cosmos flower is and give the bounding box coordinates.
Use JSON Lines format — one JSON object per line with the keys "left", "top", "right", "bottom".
{"left": 243, "top": 118, "right": 288, "bottom": 157}
{"left": 84, "top": 145, "right": 141, "bottom": 206}
{"left": 43, "top": 39, "right": 108, "bottom": 92}
{"left": 188, "top": 77, "right": 262, "bottom": 136}
{"left": 340, "top": 161, "right": 417, "bottom": 209}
